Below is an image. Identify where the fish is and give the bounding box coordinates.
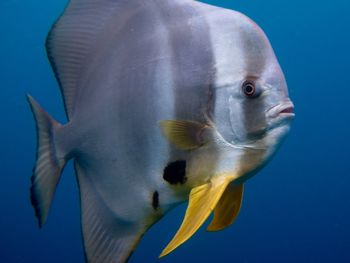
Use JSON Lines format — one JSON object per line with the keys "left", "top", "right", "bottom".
{"left": 27, "top": 0, "right": 294, "bottom": 262}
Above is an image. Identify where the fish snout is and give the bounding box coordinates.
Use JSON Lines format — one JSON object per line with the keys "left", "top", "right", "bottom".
{"left": 266, "top": 101, "right": 295, "bottom": 120}
{"left": 265, "top": 101, "right": 295, "bottom": 132}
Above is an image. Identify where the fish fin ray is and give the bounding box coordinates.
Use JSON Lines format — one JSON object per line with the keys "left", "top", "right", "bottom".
{"left": 160, "top": 120, "right": 209, "bottom": 150}
{"left": 207, "top": 184, "right": 244, "bottom": 232}
{"left": 75, "top": 162, "right": 146, "bottom": 263}
{"left": 159, "top": 176, "right": 233, "bottom": 257}
{"left": 46, "top": 1, "right": 120, "bottom": 118}
{"left": 27, "top": 95, "right": 67, "bottom": 227}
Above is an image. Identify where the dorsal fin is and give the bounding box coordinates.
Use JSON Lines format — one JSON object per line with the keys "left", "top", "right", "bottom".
{"left": 46, "top": 0, "right": 123, "bottom": 118}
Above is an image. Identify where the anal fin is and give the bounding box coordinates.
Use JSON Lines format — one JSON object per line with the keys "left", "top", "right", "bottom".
{"left": 75, "top": 162, "right": 144, "bottom": 263}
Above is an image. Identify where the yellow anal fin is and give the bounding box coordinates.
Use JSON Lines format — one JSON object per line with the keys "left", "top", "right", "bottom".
{"left": 159, "top": 176, "right": 234, "bottom": 258}
{"left": 160, "top": 120, "right": 210, "bottom": 150}
{"left": 207, "top": 184, "right": 244, "bottom": 232}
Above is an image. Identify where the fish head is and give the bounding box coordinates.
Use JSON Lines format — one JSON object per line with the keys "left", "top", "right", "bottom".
{"left": 210, "top": 12, "right": 294, "bottom": 154}
{"left": 222, "top": 65, "right": 295, "bottom": 149}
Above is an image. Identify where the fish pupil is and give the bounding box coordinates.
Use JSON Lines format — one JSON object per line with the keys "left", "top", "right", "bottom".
{"left": 242, "top": 81, "right": 256, "bottom": 97}
{"left": 245, "top": 85, "right": 253, "bottom": 93}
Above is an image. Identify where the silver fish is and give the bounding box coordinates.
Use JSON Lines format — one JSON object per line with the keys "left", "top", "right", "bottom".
{"left": 28, "top": 0, "right": 294, "bottom": 262}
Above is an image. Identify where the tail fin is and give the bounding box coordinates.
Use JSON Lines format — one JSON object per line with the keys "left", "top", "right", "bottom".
{"left": 27, "top": 95, "right": 67, "bottom": 227}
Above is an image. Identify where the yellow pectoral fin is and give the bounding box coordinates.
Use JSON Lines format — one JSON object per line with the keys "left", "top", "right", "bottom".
{"left": 159, "top": 176, "right": 233, "bottom": 258}
{"left": 160, "top": 120, "right": 210, "bottom": 150}
{"left": 207, "top": 184, "right": 244, "bottom": 232}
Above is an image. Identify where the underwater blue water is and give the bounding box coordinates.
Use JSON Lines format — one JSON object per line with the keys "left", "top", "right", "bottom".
{"left": 1, "top": 0, "right": 349, "bottom": 262}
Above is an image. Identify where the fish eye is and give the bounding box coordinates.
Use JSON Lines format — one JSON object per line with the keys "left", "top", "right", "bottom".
{"left": 242, "top": 80, "right": 256, "bottom": 97}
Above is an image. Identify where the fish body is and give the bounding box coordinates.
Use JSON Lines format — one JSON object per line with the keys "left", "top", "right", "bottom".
{"left": 28, "top": 0, "right": 294, "bottom": 262}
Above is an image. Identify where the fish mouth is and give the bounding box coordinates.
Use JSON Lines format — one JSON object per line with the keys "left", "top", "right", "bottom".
{"left": 265, "top": 101, "right": 295, "bottom": 134}
{"left": 280, "top": 106, "right": 294, "bottom": 114}
{"left": 267, "top": 101, "right": 295, "bottom": 119}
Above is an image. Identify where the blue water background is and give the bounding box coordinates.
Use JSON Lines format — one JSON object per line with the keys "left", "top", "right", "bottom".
{"left": 1, "top": 0, "right": 349, "bottom": 262}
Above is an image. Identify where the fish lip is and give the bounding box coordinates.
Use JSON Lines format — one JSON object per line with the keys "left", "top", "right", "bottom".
{"left": 267, "top": 101, "right": 295, "bottom": 119}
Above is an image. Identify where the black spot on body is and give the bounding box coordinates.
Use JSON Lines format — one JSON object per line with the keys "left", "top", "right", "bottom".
{"left": 163, "top": 160, "right": 187, "bottom": 185}
{"left": 152, "top": 191, "right": 159, "bottom": 210}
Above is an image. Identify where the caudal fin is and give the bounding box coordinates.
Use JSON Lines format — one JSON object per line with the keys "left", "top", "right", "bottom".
{"left": 27, "top": 95, "right": 67, "bottom": 227}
